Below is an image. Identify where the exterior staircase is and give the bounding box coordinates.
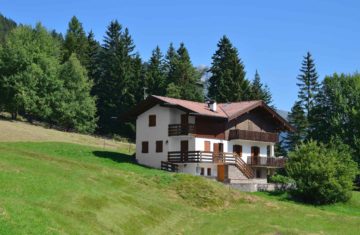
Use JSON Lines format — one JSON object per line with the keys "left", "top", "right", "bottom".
{"left": 234, "top": 155, "right": 254, "bottom": 179}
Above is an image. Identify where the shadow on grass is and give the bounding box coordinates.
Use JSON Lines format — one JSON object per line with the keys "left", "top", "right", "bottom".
{"left": 92, "top": 151, "right": 154, "bottom": 170}
{"left": 258, "top": 190, "right": 293, "bottom": 202}
{"left": 93, "top": 151, "right": 137, "bottom": 164}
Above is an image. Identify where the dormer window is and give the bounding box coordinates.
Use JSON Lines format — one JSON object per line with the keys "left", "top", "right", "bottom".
{"left": 149, "top": 115, "right": 156, "bottom": 127}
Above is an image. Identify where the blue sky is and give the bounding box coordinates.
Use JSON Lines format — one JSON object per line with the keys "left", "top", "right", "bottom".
{"left": 2, "top": 0, "right": 360, "bottom": 110}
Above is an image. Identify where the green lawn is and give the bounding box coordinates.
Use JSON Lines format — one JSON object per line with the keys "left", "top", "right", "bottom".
{"left": 0, "top": 142, "right": 359, "bottom": 234}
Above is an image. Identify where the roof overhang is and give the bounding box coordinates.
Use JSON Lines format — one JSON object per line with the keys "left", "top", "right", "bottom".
{"left": 226, "top": 101, "right": 294, "bottom": 132}
{"left": 125, "top": 96, "right": 294, "bottom": 132}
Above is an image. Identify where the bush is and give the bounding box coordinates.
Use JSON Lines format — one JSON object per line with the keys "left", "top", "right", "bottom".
{"left": 286, "top": 140, "right": 358, "bottom": 204}
{"left": 269, "top": 174, "right": 294, "bottom": 184}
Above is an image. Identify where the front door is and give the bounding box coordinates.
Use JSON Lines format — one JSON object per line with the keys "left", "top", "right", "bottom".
{"left": 251, "top": 146, "right": 260, "bottom": 165}
{"left": 181, "top": 140, "right": 188, "bottom": 161}
{"left": 233, "top": 145, "right": 242, "bottom": 157}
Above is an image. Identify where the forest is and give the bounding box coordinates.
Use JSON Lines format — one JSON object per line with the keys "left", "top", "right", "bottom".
{"left": 0, "top": 14, "right": 360, "bottom": 174}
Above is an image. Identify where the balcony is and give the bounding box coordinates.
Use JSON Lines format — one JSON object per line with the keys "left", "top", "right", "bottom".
{"left": 167, "top": 151, "right": 237, "bottom": 163}
{"left": 168, "top": 124, "right": 195, "bottom": 136}
{"left": 247, "top": 156, "right": 286, "bottom": 168}
{"left": 228, "top": 129, "right": 278, "bottom": 142}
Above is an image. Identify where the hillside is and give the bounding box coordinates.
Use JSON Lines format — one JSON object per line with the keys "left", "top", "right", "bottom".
{"left": 0, "top": 119, "right": 133, "bottom": 150}
{"left": 0, "top": 121, "right": 359, "bottom": 234}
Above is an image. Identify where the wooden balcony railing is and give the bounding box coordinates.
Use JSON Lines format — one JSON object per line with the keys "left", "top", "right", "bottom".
{"left": 228, "top": 129, "right": 278, "bottom": 142}
{"left": 167, "top": 151, "right": 236, "bottom": 163}
{"left": 168, "top": 124, "right": 195, "bottom": 136}
{"left": 167, "top": 151, "right": 255, "bottom": 178}
{"left": 247, "top": 156, "right": 286, "bottom": 168}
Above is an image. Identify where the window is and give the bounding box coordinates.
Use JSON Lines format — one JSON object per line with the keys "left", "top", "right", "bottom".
{"left": 256, "top": 169, "right": 261, "bottom": 178}
{"left": 207, "top": 168, "right": 212, "bottom": 176}
{"left": 267, "top": 145, "right": 271, "bottom": 157}
{"left": 156, "top": 141, "right": 163, "bottom": 153}
{"left": 204, "top": 141, "right": 211, "bottom": 152}
{"left": 149, "top": 115, "right": 156, "bottom": 127}
{"left": 142, "top": 141, "right": 149, "bottom": 153}
{"left": 200, "top": 167, "right": 205, "bottom": 176}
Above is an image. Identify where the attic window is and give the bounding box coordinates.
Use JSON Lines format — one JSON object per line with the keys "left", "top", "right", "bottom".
{"left": 149, "top": 115, "right": 156, "bottom": 127}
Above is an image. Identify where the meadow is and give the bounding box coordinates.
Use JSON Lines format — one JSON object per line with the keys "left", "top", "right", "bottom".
{"left": 0, "top": 139, "right": 359, "bottom": 234}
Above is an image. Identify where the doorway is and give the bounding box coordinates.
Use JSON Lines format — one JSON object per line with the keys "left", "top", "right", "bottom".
{"left": 233, "top": 145, "right": 242, "bottom": 157}
{"left": 181, "top": 140, "right": 188, "bottom": 161}
{"left": 251, "top": 146, "right": 260, "bottom": 165}
{"left": 213, "top": 143, "right": 224, "bottom": 162}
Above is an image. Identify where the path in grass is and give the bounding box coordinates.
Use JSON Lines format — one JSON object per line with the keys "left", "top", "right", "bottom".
{"left": 0, "top": 142, "right": 359, "bottom": 234}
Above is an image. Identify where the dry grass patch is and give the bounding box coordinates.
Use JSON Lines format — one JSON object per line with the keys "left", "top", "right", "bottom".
{"left": 0, "top": 119, "right": 134, "bottom": 150}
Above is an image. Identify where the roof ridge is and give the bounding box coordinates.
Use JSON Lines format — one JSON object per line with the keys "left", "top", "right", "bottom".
{"left": 152, "top": 95, "right": 206, "bottom": 105}
{"left": 217, "top": 104, "right": 228, "bottom": 117}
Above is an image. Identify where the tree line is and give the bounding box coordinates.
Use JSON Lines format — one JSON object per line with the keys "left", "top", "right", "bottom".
{"left": 283, "top": 52, "right": 360, "bottom": 167}
{"left": 0, "top": 14, "right": 358, "bottom": 202}
{"left": 0, "top": 15, "right": 272, "bottom": 138}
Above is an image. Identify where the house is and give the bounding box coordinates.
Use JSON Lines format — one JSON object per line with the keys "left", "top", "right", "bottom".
{"left": 128, "top": 95, "right": 293, "bottom": 184}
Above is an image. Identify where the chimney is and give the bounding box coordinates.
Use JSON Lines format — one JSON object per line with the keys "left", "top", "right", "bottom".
{"left": 209, "top": 100, "right": 217, "bottom": 112}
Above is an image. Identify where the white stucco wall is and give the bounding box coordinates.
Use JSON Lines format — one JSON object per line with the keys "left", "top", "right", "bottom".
{"left": 194, "top": 137, "right": 228, "bottom": 152}
{"left": 228, "top": 140, "right": 275, "bottom": 163}
{"left": 136, "top": 105, "right": 195, "bottom": 168}
{"left": 136, "top": 104, "right": 171, "bottom": 168}
{"left": 135, "top": 104, "right": 277, "bottom": 180}
{"left": 177, "top": 163, "right": 218, "bottom": 177}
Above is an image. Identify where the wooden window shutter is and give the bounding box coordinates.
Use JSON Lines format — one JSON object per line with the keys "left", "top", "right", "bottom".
{"left": 142, "top": 141, "right": 149, "bottom": 153}
{"left": 149, "top": 115, "right": 156, "bottom": 127}
{"left": 156, "top": 141, "right": 163, "bottom": 153}
{"left": 204, "top": 141, "right": 211, "bottom": 152}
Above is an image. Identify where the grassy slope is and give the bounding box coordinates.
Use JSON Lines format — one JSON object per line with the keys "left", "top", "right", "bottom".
{"left": 0, "top": 119, "right": 134, "bottom": 150}
{"left": 0, "top": 142, "right": 359, "bottom": 235}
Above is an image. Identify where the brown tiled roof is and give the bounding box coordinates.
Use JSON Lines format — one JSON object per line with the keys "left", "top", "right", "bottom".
{"left": 127, "top": 95, "right": 293, "bottom": 131}
{"left": 152, "top": 95, "right": 227, "bottom": 118}
{"left": 153, "top": 95, "right": 262, "bottom": 119}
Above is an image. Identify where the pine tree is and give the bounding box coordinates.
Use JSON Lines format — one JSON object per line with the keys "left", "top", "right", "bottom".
{"left": 165, "top": 43, "right": 203, "bottom": 101}
{"left": 86, "top": 31, "right": 101, "bottom": 82}
{"left": 250, "top": 70, "right": 273, "bottom": 105}
{"left": 63, "top": 16, "right": 89, "bottom": 66}
{"left": 145, "top": 46, "right": 167, "bottom": 96}
{"left": 95, "top": 20, "right": 124, "bottom": 134}
{"left": 0, "top": 14, "right": 16, "bottom": 44}
{"left": 297, "top": 52, "right": 319, "bottom": 116}
{"left": 94, "top": 20, "right": 141, "bottom": 136}
{"left": 208, "top": 35, "right": 250, "bottom": 102}
{"left": 285, "top": 101, "right": 308, "bottom": 151}
{"left": 55, "top": 53, "right": 97, "bottom": 133}
{"left": 164, "top": 43, "right": 178, "bottom": 86}
{"left": 50, "top": 30, "right": 64, "bottom": 44}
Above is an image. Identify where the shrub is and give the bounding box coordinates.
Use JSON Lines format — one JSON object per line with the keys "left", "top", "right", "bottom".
{"left": 286, "top": 140, "right": 358, "bottom": 204}
{"left": 269, "top": 174, "right": 294, "bottom": 184}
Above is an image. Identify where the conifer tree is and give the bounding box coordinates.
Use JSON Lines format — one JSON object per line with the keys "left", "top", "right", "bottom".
{"left": 165, "top": 43, "right": 203, "bottom": 101}
{"left": 208, "top": 35, "right": 250, "bottom": 102}
{"left": 250, "top": 70, "right": 273, "bottom": 105}
{"left": 85, "top": 30, "right": 100, "bottom": 81}
{"left": 0, "top": 23, "right": 61, "bottom": 120}
{"left": 94, "top": 20, "right": 142, "bottom": 135}
{"left": 285, "top": 101, "right": 308, "bottom": 151}
{"left": 63, "top": 16, "right": 89, "bottom": 65}
{"left": 145, "top": 46, "right": 167, "bottom": 96}
{"left": 297, "top": 52, "right": 319, "bottom": 116}
{"left": 164, "top": 43, "right": 178, "bottom": 86}
{"left": 0, "top": 14, "right": 16, "bottom": 44}
{"left": 55, "top": 53, "right": 97, "bottom": 133}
